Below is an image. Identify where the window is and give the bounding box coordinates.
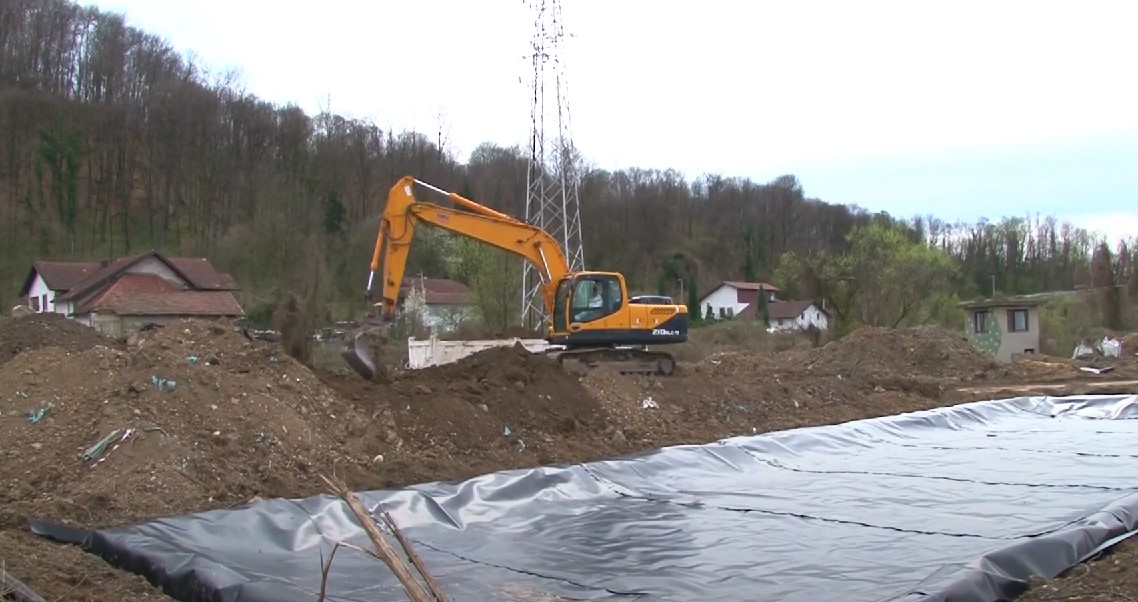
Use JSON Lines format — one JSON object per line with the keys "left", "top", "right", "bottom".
{"left": 972, "top": 310, "right": 989, "bottom": 334}
{"left": 569, "top": 275, "right": 621, "bottom": 323}
{"left": 1007, "top": 308, "right": 1029, "bottom": 332}
{"left": 552, "top": 280, "right": 571, "bottom": 332}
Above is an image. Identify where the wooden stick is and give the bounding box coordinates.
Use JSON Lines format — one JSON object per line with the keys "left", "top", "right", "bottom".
{"left": 0, "top": 566, "right": 48, "bottom": 602}
{"left": 379, "top": 507, "right": 452, "bottom": 602}
{"left": 320, "top": 474, "right": 436, "bottom": 602}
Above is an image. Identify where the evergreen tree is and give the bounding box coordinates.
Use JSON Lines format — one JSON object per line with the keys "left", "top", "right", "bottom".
{"left": 743, "top": 228, "right": 759, "bottom": 282}
{"left": 757, "top": 285, "right": 770, "bottom": 327}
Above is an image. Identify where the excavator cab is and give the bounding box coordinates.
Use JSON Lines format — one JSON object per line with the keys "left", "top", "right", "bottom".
{"left": 548, "top": 272, "right": 689, "bottom": 349}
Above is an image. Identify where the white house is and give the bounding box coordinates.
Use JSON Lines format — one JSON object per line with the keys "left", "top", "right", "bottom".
{"left": 698, "top": 281, "right": 782, "bottom": 320}
{"left": 740, "top": 300, "right": 830, "bottom": 332}
{"left": 18, "top": 260, "right": 99, "bottom": 314}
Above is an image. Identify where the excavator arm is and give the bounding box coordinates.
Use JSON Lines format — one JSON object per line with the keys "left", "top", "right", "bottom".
{"left": 364, "top": 176, "right": 571, "bottom": 319}
{"left": 342, "top": 176, "right": 572, "bottom": 378}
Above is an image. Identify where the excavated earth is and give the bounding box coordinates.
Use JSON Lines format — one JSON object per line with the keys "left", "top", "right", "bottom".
{"left": 1, "top": 315, "right": 1137, "bottom": 601}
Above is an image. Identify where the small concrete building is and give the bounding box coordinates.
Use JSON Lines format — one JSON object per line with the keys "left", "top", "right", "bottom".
{"left": 960, "top": 296, "right": 1044, "bottom": 362}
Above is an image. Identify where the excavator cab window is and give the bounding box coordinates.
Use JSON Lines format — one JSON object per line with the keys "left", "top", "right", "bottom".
{"left": 570, "top": 275, "right": 621, "bottom": 323}
{"left": 553, "top": 279, "right": 571, "bottom": 332}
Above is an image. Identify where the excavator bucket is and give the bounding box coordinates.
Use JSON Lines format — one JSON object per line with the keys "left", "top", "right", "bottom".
{"left": 341, "top": 332, "right": 378, "bottom": 380}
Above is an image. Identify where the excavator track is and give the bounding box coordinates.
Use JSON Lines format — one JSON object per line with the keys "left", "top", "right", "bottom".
{"left": 546, "top": 346, "right": 677, "bottom": 377}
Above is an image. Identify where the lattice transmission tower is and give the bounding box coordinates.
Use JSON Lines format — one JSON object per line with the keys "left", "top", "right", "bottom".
{"left": 521, "top": 0, "right": 585, "bottom": 330}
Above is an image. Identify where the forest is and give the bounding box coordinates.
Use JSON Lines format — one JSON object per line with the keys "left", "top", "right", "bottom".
{"left": 2, "top": 0, "right": 1136, "bottom": 333}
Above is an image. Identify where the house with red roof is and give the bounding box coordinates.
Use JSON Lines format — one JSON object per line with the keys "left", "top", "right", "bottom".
{"left": 737, "top": 299, "right": 831, "bottom": 332}
{"left": 697, "top": 280, "right": 830, "bottom": 331}
{"left": 397, "top": 276, "right": 478, "bottom": 333}
{"left": 697, "top": 281, "right": 784, "bottom": 320}
{"left": 19, "top": 250, "right": 244, "bottom": 337}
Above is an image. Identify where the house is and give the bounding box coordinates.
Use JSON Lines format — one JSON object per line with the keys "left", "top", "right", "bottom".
{"left": 739, "top": 299, "right": 830, "bottom": 332}
{"left": 698, "top": 281, "right": 782, "bottom": 320}
{"left": 960, "top": 296, "right": 1044, "bottom": 362}
{"left": 18, "top": 250, "right": 244, "bottom": 337}
{"left": 19, "top": 260, "right": 98, "bottom": 313}
{"left": 398, "top": 277, "right": 478, "bottom": 333}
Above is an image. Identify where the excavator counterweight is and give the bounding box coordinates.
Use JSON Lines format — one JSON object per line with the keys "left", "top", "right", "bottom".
{"left": 344, "top": 176, "right": 688, "bottom": 380}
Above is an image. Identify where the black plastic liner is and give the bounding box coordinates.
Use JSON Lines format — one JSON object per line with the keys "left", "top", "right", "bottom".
{"left": 30, "top": 394, "right": 1138, "bottom": 602}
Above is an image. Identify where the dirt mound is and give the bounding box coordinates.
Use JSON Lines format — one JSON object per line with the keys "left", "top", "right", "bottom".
{"left": 322, "top": 344, "right": 611, "bottom": 481}
{"left": 684, "top": 326, "right": 998, "bottom": 388}
{"left": 1003, "top": 357, "right": 1081, "bottom": 380}
{"left": 0, "top": 318, "right": 405, "bottom": 601}
{"left": 794, "top": 325, "right": 999, "bottom": 382}
{"left": 0, "top": 319, "right": 377, "bottom": 534}
{"left": 0, "top": 313, "right": 120, "bottom": 365}
{"left": 404, "top": 344, "right": 606, "bottom": 442}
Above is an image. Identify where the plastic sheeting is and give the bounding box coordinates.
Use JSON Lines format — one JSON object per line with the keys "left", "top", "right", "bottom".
{"left": 31, "top": 394, "right": 1138, "bottom": 602}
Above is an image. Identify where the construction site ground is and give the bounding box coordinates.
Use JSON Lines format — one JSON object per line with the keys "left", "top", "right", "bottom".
{"left": 1, "top": 313, "right": 1136, "bottom": 601}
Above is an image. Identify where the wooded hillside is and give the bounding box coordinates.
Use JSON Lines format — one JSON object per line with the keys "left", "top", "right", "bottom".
{"left": 2, "top": 0, "right": 1136, "bottom": 330}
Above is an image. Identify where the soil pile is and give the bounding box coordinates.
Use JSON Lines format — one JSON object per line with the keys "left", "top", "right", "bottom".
{"left": 321, "top": 343, "right": 612, "bottom": 480}
{"left": 0, "top": 319, "right": 369, "bottom": 533}
{"left": 0, "top": 312, "right": 120, "bottom": 365}
{"left": 797, "top": 325, "right": 1000, "bottom": 381}
{"left": 0, "top": 318, "right": 399, "bottom": 601}
{"left": 680, "top": 326, "right": 998, "bottom": 389}
{"left": 1002, "top": 357, "right": 1081, "bottom": 381}
{"left": 579, "top": 346, "right": 958, "bottom": 450}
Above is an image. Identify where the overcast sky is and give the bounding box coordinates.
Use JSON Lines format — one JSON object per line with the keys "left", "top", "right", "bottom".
{"left": 80, "top": 0, "right": 1138, "bottom": 244}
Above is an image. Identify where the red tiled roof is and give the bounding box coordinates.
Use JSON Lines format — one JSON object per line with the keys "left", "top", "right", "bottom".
{"left": 167, "top": 257, "right": 239, "bottom": 290}
{"left": 56, "top": 249, "right": 238, "bottom": 303}
{"left": 19, "top": 261, "right": 99, "bottom": 296}
{"left": 78, "top": 273, "right": 243, "bottom": 316}
{"left": 77, "top": 273, "right": 181, "bottom": 312}
{"left": 722, "top": 280, "right": 782, "bottom": 292}
{"left": 399, "top": 277, "right": 474, "bottom": 305}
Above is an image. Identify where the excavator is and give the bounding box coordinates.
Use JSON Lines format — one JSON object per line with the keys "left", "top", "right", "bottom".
{"left": 341, "top": 176, "right": 689, "bottom": 380}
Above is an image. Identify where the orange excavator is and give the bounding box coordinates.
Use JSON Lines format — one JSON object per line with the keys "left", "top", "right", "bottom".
{"left": 342, "top": 176, "right": 689, "bottom": 379}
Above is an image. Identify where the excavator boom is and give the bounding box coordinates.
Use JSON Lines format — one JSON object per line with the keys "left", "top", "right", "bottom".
{"left": 343, "top": 176, "right": 688, "bottom": 380}
{"left": 365, "top": 176, "right": 569, "bottom": 322}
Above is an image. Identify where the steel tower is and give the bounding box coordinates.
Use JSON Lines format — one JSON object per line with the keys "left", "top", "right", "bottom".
{"left": 521, "top": 0, "right": 585, "bottom": 330}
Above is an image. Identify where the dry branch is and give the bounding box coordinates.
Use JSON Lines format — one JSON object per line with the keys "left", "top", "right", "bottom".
{"left": 379, "top": 506, "right": 451, "bottom": 601}
{"left": 319, "top": 474, "right": 449, "bottom": 602}
{"left": 316, "top": 543, "right": 343, "bottom": 602}
{"left": 0, "top": 563, "right": 48, "bottom": 602}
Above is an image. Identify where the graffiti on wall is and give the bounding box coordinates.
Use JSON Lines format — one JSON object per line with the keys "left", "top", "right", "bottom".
{"left": 964, "top": 311, "right": 1002, "bottom": 356}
